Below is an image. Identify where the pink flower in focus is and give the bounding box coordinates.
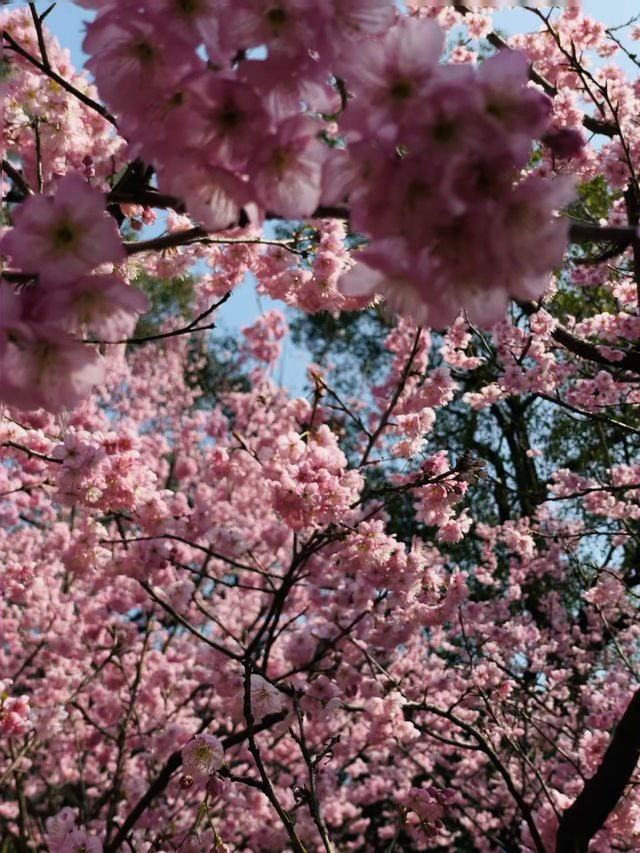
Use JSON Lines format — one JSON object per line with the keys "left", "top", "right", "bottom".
{"left": 181, "top": 733, "right": 224, "bottom": 783}
{"left": 1, "top": 174, "right": 124, "bottom": 285}
{"left": 250, "top": 674, "right": 285, "bottom": 718}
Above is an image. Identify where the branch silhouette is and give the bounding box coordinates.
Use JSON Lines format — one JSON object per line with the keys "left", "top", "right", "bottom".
{"left": 557, "top": 687, "right": 640, "bottom": 853}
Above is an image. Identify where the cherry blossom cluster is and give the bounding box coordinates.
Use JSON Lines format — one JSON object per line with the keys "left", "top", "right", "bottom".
{"left": 398, "top": 785, "right": 455, "bottom": 843}
{"left": 78, "top": 0, "right": 392, "bottom": 228}
{"left": 4, "top": 2, "right": 640, "bottom": 852}
{"left": 334, "top": 26, "right": 577, "bottom": 327}
{"left": 0, "top": 174, "right": 148, "bottom": 412}
{"left": 75, "top": 0, "right": 577, "bottom": 328}
{"left": 3, "top": 297, "right": 640, "bottom": 849}
{"left": 0, "top": 314, "right": 486, "bottom": 849}
{"left": 0, "top": 1, "right": 598, "bottom": 414}
{"left": 2, "top": 7, "right": 124, "bottom": 192}
{"left": 45, "top": 809, "right": 102, "bottom": 853}
{"left": 256, "top": 219, "right": 364, "bottom": 315}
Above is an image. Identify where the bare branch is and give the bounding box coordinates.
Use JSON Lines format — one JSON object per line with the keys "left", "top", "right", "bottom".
{"left": 1, "top": 159, "right": 33, "bottom": 197}
{"left": 2, "top": 29, "right": 117, "bottom": 126}
{"left": 84, "top": 293, "right": 231, "bottom": 346}
{"left": 557, "top": 688, "right": 640, "bottom": 852}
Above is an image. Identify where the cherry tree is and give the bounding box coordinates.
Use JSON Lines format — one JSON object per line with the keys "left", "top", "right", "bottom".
{"left": 3, "top": 1, "right": 640, "bottom": 851}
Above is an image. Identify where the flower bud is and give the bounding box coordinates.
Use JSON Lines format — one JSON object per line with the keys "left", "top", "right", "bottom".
{"left": 205, "top": 771, "right": 228, "bottom": 800}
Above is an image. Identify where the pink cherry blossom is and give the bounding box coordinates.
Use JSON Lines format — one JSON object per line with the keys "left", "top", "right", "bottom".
{"left": 251, "top": 116, "right": 325, "bottom": 218}
{"left": 181, "top": 733, "right": 224, "bottom": 783}
{"left": 3, "top": 5, "right": 640, "bottom": 853}
{"left": 1, "top": 282, "right": 105, "bottom": 412}
{"left": 250, "top": 674, "right": 285, "bottom": 718}
{"left": 1, "top": 174, "right": 124, "bottom": 286}
{"left": 28, "top": 273, "right": 150, "bottom": 341}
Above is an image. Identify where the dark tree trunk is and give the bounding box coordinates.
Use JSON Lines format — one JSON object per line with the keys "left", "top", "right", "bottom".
{"left": 556, "top": 687, "right": 640, "bottom": 853}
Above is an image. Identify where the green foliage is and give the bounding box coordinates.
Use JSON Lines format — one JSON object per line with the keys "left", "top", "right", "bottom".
{"left": 186, "top": 334, "right": 251, "bottom": 407}
{"left": 130, "top": 270, "right": 249, "bottom": 404}
{"left": 290, "top": 308, "right": 394, "bottom": 397}
{"left": 574, "top": 174, "right": 620, "bottom": 223}
{"left": 130, "top": 270, "right": 196, "bottom": 342}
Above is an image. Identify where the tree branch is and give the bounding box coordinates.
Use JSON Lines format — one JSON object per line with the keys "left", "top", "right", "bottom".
{"left": 84, "top": 293, "right": 231, "bottom": 346}
{"left": 103, "top": 711, "right": 288, "bottom": 853}
{"left": 453, "top": 7, "right": 617, "bottom": 138}
{"left": 556, "top": 687, "right": 640, "bottom": 852}
{"left": 2, "top": 29, "right": 117, "bottom": 126}
{"left": 1, "top": 159, "right": 33, "bottom": 197}
{"left": 518, "top": 301, "right": 640, "bottom": 375}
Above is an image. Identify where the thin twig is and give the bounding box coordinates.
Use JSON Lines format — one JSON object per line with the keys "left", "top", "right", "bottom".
{"left": 360, "top": 328, "right": 423, "bottom": 466}
{"left": 101, "top": 530, "right": 272, "bottom": 578}
{"left": 291, "top": 694, "right": 335, "bottom": 853}
{"left": 241, "top": 659, "right": 308, "bottom": 853}
{"left": 0, "top": 737, "right": 36, "bottom": 787}
{"left": 84, "top": 292, "right": 231, "bottom": 345}
{"left": 33, "top": 116, "right": 43, "bottom": 193}
{"left": 139, "top": 579, "right": 243, "bottom": 661}
{"left": 0, "top": 441, "right": 61, "bottom": 463}
{"left": 2, "top": 29, "right": 117, "bottom": 126}
{"left": 123, "top": 227, "right": 302, "bottom": 257}
{"left": 28, "top": 3, "right": 50, "bottom": 71}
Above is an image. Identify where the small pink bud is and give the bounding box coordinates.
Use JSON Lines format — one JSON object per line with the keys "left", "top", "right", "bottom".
{"left": 180, "top": 775, "right": 194, "bottom": 789}
{"left": 205, "top": 771, "right": 227, "bottom": 800}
